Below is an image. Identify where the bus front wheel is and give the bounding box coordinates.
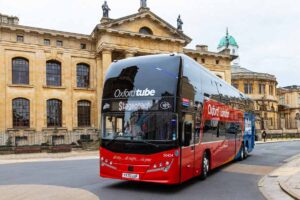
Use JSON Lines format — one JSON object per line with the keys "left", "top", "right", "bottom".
{"left": 200, "top": 151, "right": 210, "bottom": 180}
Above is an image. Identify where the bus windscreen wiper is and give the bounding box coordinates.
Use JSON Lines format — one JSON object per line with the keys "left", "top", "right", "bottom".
{"left": 130, "top": 136, "right": 159, "bottom": 148}
{"left": 106, "top": 133, "right": 129, "bottom": 146}
{"left": 106, "top": 134, "right": 159, "bottom": 148}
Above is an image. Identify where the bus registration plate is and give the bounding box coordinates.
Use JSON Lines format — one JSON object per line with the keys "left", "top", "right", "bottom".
{"left": 122, "top": 173, "right": 139, "bottom": 180}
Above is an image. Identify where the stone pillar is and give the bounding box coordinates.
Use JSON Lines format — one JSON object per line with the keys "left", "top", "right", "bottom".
{"left": 35, "top": 50, "right": 46, "bottom": 132}
{"left": 281, "top": 118, "right": 286, "bottom": 130}
{"left": 102, "top": 49, "right": 112, "bottom": 78}
{"left": 263, "top": 119, "right": 269, "bottom": 130}
{"left": 0, "top": 46, "right": 5, "bottom": 132}
{"left": 95, "top": 56, "right": 102, "bottom": 130}
{"left": 297, "top": 120, "right": 300, "bottom": 130}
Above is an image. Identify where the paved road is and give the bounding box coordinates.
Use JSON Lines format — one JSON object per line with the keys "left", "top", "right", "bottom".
{"left": 1, "top": 141, "right": 300, "bottom": 200}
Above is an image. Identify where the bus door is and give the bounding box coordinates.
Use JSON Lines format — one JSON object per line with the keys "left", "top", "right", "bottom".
{"left": 181, "top": 113, "right": 195, "bottom": 182}
{"left": 235, "top": 114, "right": 244, "bottom": 156}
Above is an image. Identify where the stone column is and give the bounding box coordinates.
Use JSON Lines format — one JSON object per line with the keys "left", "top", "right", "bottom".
{"left": 0, "top": 46, "right": 5, "bottom": 133}
{"left": 297, "top": 120, "right": 300, "bottom": 130}
{"left": 102, "top": 49, "right": 112, "bottom": 78}
{"left": 35, "top": 50, "right": 46, "bottom": 132}
{"left": 281, "top": 118, "right": 286, "bottom": 130}
{"left": 263, "top": 119, "right": 269, "bottom": 130}
{"left": 95, "top": 56, "right": 102, "bottom": 130}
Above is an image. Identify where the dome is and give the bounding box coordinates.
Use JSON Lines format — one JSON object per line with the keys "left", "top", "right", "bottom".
{"left": 218, "top": 29, "right": 239, "bottom": 49}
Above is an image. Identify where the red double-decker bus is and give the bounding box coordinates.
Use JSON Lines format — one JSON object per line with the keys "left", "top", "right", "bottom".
{"left": 100, "top": 54, "right": 255, "bottom": 184}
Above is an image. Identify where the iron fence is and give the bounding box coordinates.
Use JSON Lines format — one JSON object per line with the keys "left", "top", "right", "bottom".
{"left": 0, "top": 131, "right": 100, "bottom": 147}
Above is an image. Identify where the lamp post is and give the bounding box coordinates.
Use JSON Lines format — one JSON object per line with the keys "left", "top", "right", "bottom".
{"left": 256, "top": 96, "right": 269, "bottom": 130}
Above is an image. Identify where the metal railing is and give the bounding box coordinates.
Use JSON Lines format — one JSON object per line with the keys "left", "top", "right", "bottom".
{"left": 0, "top": 131, "right": 100, "bottom": 147}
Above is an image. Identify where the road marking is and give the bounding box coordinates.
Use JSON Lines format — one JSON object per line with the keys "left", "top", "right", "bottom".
{"left": 222, "top": 163, "right": 275, "bottom": 176}
{"left": 0, "top": 185, "right": 100, "bottom": 200}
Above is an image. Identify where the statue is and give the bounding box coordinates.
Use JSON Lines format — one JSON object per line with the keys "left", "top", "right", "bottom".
{"left": 177, "top": 15, "right": 183, "bottom": 31}
{"left": 140, "top": 0, "right": 147, "bottom": 8}
{"left": 102, "top": 1, "right": 111, "bottom": 18}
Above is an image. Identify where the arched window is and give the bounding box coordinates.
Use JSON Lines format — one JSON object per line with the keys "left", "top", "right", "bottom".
{"left": 12, "top": 58, "right": 29, "bottom": 85}
{"left": 46, "top": 60, "right": 61, "bottom": 86}
{"left": 47, "top": 99, "right": 62, "bottom": 127}
{"left": 12, "top": 98, "right": 30, "bottom": 128}
{"left": 77, "top": 63, "right": 90, "bottom": 88}
{"left": 139, "top": 27, "right": 153, "bottom": 35}
{"left": 78, "top": 100, "right": 91, "bottom": 127}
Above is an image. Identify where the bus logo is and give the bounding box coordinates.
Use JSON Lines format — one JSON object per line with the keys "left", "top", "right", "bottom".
{"left": 160, "top": 101, "right": 171, "bottom": 110}
{"left": 114, "top": 89, "right": 156, "bottom": 98}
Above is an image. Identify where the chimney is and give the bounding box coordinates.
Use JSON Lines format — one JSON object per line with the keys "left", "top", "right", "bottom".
{"left": 196, "top": 45, "right": 208, "bottom": 52}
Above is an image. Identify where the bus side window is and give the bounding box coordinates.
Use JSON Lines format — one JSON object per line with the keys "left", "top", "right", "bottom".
{"left": 183, "top": 122, "right": 193, "bottom": 146}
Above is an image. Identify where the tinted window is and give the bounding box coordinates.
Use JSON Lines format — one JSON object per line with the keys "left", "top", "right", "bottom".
{"left": 202, "top": 120, "right": 219, "bottom": 142}
{"left": 102, "top": 112, "right": 177, "bottom": 141}
{"left": 103, "top": 55, "right": 180, "bottom": 99}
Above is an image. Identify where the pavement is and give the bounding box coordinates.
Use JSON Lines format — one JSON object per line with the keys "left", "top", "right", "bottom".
{"left": 259, "top": 153, "right": 300, "bottom": 200}
{"left": 256, "top": 138, "right": 300, "bottom": 144}
{"left": 0, "top": 185, "right": 100, "bottom": 200}
{"left": 0, "top": 150, "right": 99, "bottom": 165}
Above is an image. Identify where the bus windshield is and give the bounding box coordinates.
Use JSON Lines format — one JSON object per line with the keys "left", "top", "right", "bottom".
{"left": 102, "top": 112, "right": 177, "bottom": 142}
{"left": 102, "top": 55, "right": 181, "bottom": 100}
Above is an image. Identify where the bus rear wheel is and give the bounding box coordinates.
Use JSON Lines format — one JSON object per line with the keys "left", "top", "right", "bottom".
{"left": 200, "top": 152, "right": 210, "bottom": 180}
{"left": 239, "top": 144, "right": 246, "bottom": 161}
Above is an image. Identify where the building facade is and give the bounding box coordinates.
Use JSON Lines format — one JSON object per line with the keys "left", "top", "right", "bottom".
{"left": 277, "top": 86, "right": 300, "bottom": 129}
{"left": 0, "top": 3, "right": 234, "bottom": 145}
{"left": 231, "top": 66, "right": 278, "bottom": 130}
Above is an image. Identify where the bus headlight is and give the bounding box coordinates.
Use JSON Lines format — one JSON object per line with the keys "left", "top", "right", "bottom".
{"left": 100, "top": 157, "right": 117, "bottom": 170}
{"left": 147, "top": 159, "right": 174, "bottom": 173}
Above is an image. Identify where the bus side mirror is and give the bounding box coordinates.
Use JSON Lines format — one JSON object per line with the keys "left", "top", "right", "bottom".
{"left": 184, "top": 122, "right": 192, "bottom": 146}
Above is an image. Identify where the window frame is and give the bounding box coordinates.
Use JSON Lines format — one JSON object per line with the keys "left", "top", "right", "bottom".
{"left": 56, "top": 40, "right": 63, "bottom": 47}
{"left": 244, "top": 83, "right": 253, "bottom": 94}
{"left": 44, "top": 39, "right": 51, "bottom": 46}
{"left": 47, "top": 99, "right": 62, "bottom": 127}
{"left": 16, "top": 35, "right": 24, "bottom": 42}
{"left": 139, "top": 27, "right": 153, "bottom": 35}
{"left": 80, "top": 43, "right": 87, "bottom": 49}
{"left": 77, "top": 100, "right": 91, "bottom": 127}
{"left": 12, "top": 57, "right": 29, "bottom": 85}
{"left": 76, "top": 63, "right": 90, "bottom": 88}
{"left": 12, "top": 98, "right": 30, "bottom": 128}
{"left": 259, "top": 83, "right": 266, "bottom": 94}
{"left": 46, "top": 60, "right": 62, "bottom": 87}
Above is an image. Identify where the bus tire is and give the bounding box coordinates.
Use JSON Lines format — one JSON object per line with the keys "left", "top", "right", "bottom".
{"left": 200, "top": 151, "right": 210, "bottom": 180}
{"left": 244, "top": 144, "right": 249, "bottom": 159}
{"left": 239, "top": 144, "right": 245, "bottom": 161}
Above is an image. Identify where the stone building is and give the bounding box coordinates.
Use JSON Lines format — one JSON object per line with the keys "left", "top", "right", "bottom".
{"left": 0, "top": 2, "right": 234, "bottom": 145}
{"left": 277, "top": 85, "right": 300, "bottom": 129}
{"left": 215, "top": 30, "right": 279, "bottom": 131}
{"left": 231, "top": 66, "right": 278, "bottom": 130}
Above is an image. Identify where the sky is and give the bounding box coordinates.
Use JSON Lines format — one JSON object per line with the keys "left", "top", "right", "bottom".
{"left": 0, "top": 0, "right": 299, "bottom": 87}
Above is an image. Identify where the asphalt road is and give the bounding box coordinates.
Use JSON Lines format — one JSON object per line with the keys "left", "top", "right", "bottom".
{"left": 1, "top": 141, "right": 300, "bottom": 200}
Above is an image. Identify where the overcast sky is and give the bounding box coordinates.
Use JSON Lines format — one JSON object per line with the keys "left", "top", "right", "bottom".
{"left": 1, "top": 0, "right": 299, "bottom": 87}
